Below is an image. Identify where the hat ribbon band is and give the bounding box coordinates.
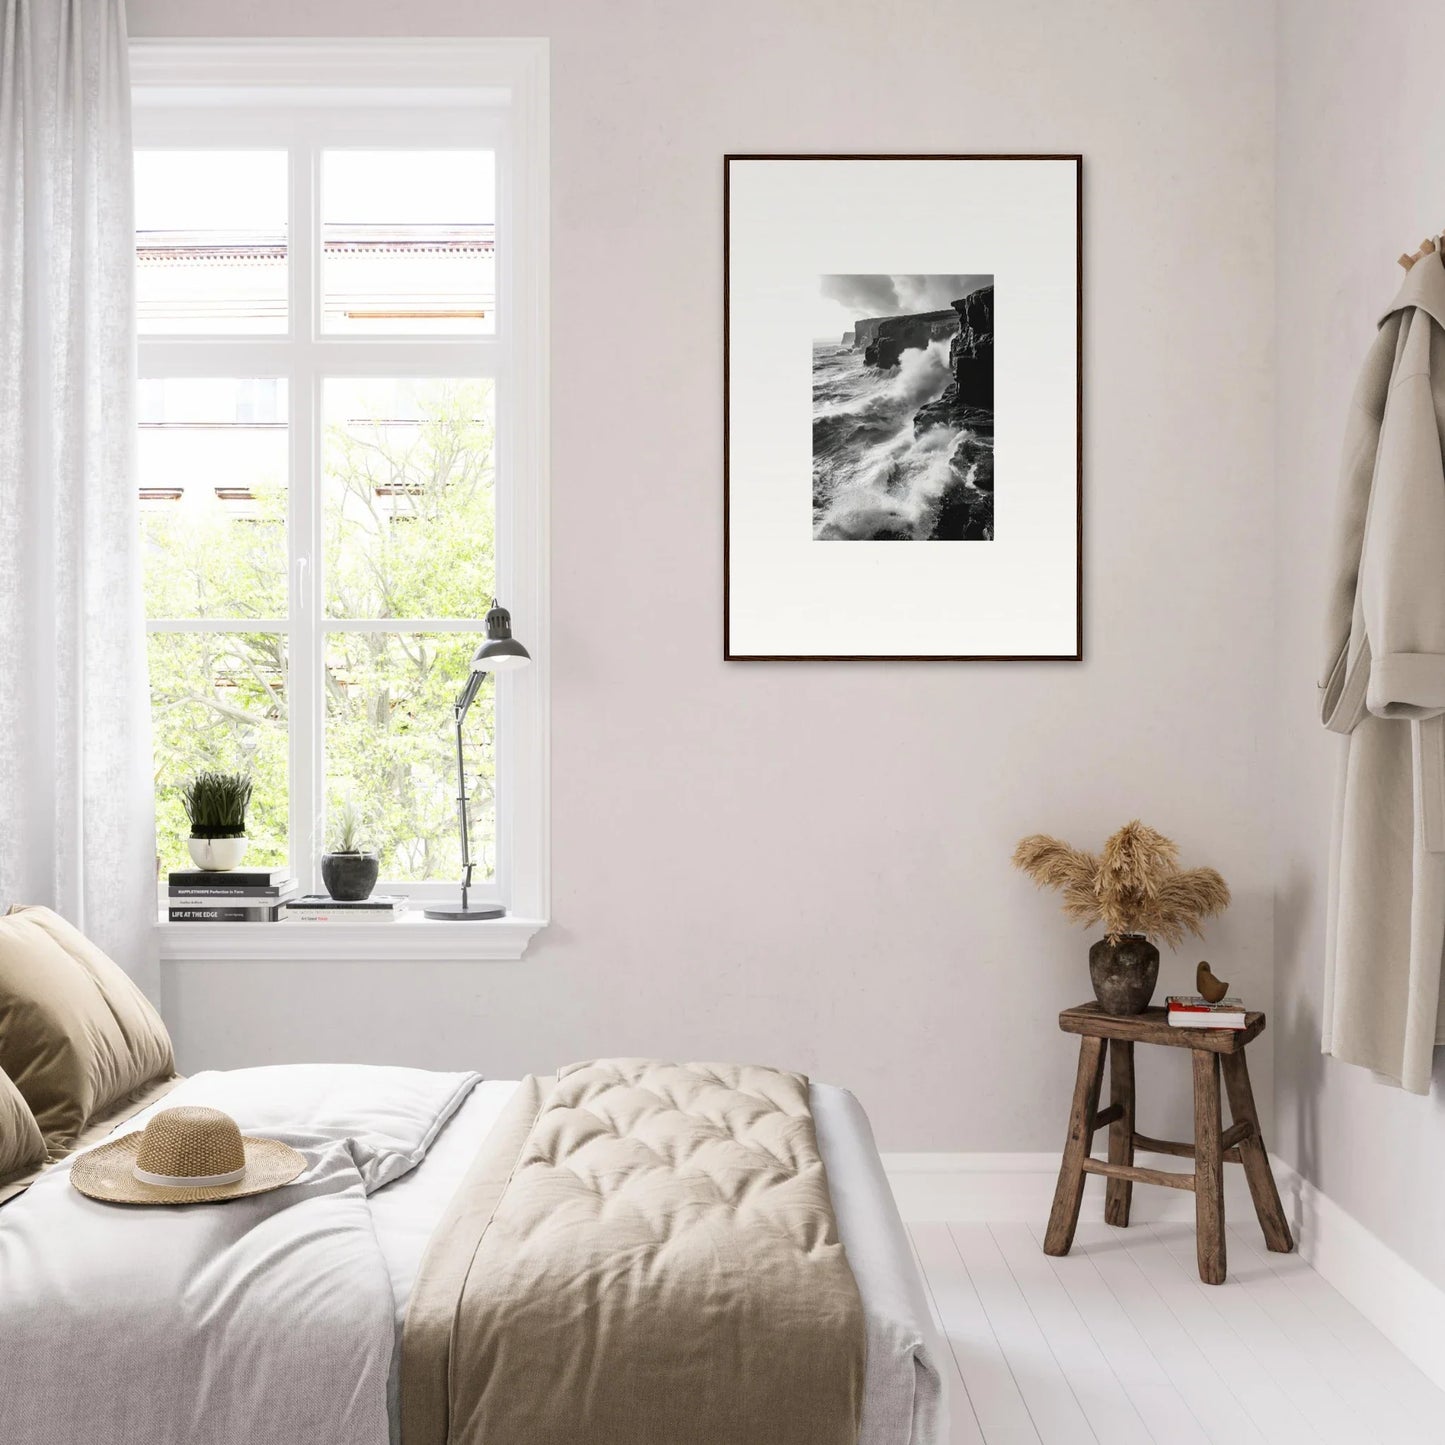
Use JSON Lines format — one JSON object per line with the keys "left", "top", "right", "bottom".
{"left": 133, "top": 1163, "right": 246, "bottom": 1188}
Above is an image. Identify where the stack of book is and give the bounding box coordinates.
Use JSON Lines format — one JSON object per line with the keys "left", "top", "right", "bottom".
{"left": 1166, "top": 994, "right": 1248, "bottom": 1029}
{"left": 283, "top": 894, "right": 409, "bottom": 924}
{"left": 167, "top": 867, "right": 297, "bottom": 922}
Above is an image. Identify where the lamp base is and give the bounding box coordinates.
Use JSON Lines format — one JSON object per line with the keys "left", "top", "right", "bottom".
{"left": 423, "top": 902, "right": 506, "bottom": 921}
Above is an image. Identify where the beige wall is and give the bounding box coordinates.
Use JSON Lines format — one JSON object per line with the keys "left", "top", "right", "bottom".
{"left": 132, "top": 0, "right": 1277, "bottom": 1152}
{"left": 1274, "top": 0, "right": 1445, "bottom": 1291}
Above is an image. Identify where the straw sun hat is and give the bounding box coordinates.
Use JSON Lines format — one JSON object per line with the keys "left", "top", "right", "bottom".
{"left": 70, "top": 1105, "right": 306, "bottom": 1205}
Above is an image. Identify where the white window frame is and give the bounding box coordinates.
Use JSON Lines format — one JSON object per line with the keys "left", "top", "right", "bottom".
{"left": 134, "top": 41, "right": 549, "bottom": 961}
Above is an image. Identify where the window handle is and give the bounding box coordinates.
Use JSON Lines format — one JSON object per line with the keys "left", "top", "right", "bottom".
{"left": 297, "top": 555, "right": 308, "bottom": 612}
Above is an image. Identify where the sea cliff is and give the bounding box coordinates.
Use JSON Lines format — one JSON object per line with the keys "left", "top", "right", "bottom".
{"left": 915, "top": 286, "right": 995, "bottom": 538}
{"left": 913, "top": 285, "right": 994, "bottom": 433}
{"left": 853, "top": 308, "right": 960, "bottom": 368}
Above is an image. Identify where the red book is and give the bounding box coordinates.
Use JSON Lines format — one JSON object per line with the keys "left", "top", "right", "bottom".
{"left": 1165, "top": 994, "right": 1246, "bottom": 1028}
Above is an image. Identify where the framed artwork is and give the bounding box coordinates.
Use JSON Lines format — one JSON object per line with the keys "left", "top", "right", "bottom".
{"left": 724, "top": 154, "right": 1082, "bottom": 661}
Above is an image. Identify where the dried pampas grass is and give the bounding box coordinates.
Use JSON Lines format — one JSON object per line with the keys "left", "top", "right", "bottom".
{"left": 1011, "top": 835, "right": 1102, "bottom": 926}
{"left": 1012, "top": 819, "right": 1230, "bottom": 947}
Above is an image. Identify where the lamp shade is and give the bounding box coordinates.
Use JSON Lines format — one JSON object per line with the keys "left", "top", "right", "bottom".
{"left": 471, "top": 600, "right": 531, "bottom": 674}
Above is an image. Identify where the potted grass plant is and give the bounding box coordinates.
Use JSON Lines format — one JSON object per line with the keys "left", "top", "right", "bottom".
{"left": 182, "top": 771, "right": 254, "bottom": 872}
{"left": 1012, "top": 820, "right": 1231, "bottom": 1015}
{"left": 320, "top": 799, "right": 380, "bottom": 902}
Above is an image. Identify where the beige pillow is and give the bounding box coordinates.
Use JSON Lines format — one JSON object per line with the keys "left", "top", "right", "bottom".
{"left": 0, "top": 906, "right": 175, "bottom": 1150}
{"left": 0, "top": 1063, "right": 45, "bottom": 1185}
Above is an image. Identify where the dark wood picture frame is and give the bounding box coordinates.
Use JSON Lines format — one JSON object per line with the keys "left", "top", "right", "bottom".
{"left": 723, "top": 153, "right": 1083, "bottom": 662}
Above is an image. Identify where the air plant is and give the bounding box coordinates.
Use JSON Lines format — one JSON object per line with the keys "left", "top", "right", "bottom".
{"left": 181, "top": 771, "right": 253, "bottom": 839}
{"left": 1011, "top": 819, "right": 1230, "bottom": 948}
{"left": 327, "top": 798, "right": 371, "bottom": 856}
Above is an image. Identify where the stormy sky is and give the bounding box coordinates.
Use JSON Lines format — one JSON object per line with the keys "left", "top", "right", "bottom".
{"left": 814, "top": 273, "right": 992, "bottom": 340}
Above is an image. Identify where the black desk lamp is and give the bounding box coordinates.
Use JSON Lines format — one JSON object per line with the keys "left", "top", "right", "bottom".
{"left": 424, "top": 600, "right": 530, "bottom": 920}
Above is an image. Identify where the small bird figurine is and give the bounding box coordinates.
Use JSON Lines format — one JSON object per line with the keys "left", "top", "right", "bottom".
{"left": 1196, "top": 961, "right": 1229, "bottom": 1003}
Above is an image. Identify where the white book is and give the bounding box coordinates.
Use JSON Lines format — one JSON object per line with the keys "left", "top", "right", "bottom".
{"left": 281, "top": 913, "right": 400, "bottom": 924}
{"left": 1168, "top": 1012, "right": 1246, "bottom": 1029}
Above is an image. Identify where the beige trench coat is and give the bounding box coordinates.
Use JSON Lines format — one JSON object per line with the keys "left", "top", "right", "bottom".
{"left": 1321, "top": 251, "right": 1445, "bottom": 1093}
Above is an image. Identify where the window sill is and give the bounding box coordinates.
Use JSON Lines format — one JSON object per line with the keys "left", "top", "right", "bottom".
{"left": 156, "top": 913, "right": 547, "bottom": 962}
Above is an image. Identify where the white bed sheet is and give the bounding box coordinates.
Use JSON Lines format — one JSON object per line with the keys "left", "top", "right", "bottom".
{"left": 369, "top": 1079, "right": 946, "bottom": 1445}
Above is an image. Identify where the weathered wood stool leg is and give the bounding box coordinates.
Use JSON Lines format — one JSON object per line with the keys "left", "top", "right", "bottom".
{"left": 1192, "top": 1049, "right": 1227, "bottom": 1284}
{"left": 1044, "top": 1035, "right": 1106, "bottom": 1257}
{"left": 1104, "top": 1039, "right": 1135, "bottom": 1228}
{"left": 1221, "top": 1050, "right": 1294, "bottom": 1253}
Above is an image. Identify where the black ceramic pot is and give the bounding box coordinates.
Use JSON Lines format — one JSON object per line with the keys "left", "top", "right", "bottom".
{"left": 1088, "top": 934, "right": 1160, "bottom": 1015}
{"left": 320, "top": 851, "right": 380, "bottom": 902}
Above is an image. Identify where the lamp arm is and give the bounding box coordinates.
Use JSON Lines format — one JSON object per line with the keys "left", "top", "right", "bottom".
{"left": 454, "top": 668, "right": 485, "bottom": 721}
{"left": 452, "top": 668, "right": 490, "bottom": 911}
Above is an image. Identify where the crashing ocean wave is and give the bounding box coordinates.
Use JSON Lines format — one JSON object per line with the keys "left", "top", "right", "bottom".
{"left": 812, "top": 339, "right": 990, "bottom": 541}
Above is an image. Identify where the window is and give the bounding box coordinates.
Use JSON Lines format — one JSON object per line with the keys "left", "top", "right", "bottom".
{"left": 132, "top": 41, "right": 549, "bottom": 954}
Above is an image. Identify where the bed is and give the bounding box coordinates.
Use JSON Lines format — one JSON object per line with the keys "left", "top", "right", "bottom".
{"left": 0, "top": 1063, "right": 946, "bottom": 1445}
{"left": 0, "top": 901, "right": 943, "bottom": 1445}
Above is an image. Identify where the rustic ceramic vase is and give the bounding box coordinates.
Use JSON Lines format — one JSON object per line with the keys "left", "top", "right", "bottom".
{"left": 320, "top": 852, "right": 379, "bottom": 902}
{"left": 1088, "top": 934, "right": 1160, "bottom": 1015}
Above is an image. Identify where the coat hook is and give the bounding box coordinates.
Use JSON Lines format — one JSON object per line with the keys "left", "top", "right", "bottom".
{"left": 1401, "top": 235, "right": 1440, "bottom": 271}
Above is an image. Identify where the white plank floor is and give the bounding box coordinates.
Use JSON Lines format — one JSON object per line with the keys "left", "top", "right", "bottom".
{"left": 908, "top": 1219, "right": 1445, "bottom": 1444}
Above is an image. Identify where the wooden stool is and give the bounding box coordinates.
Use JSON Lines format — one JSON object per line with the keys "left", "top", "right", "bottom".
{"left": 1043, "top": 1002, "right": 1293, "bottom": 1284}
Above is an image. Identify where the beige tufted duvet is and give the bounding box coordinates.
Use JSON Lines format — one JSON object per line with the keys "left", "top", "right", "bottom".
{"left": 401, "top": 1059, "right": 867, "bottom": 1445}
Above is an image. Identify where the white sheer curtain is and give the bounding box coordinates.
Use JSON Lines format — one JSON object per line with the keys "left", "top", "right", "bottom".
{"left": 0, "top": 0, "right": 157, "bottom": 995}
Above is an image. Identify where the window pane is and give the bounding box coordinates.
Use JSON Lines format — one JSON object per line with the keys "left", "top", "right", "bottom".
{"left": 149, "top": 632, "right": 289, "bottom": 873}
{"left": 139, "top": 379, "right": 288, "bottom": 620}
{"left": 135, "top": 151, "right": 287, "bottom": 334}
{"left": 323, "top": 378, "right": 495, "bottom": 619}
{"left": 324, "top": 632, "right": 493, "bottom": 882}
{"left": 321, "top": 151, "right": 495, "bottom": 334}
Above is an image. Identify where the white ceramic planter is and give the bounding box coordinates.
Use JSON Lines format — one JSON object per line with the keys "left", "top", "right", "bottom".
{"left": 187, "top": 836, "right": 249, "bottom": 871}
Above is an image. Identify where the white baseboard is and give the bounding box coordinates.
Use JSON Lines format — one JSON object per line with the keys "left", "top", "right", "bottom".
{"left": 881, "top": 1150, "right": 1256, "bottom": 1225}
{"left": 883, "top": 1151, "right": 1445, "bottom": 1396}
{"left": 1270, "top": 1157, "right": 1445, "bottom": 1395}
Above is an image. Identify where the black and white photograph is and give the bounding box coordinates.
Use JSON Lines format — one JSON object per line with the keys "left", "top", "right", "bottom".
{"left": 725, "top": 154, "right": 1079, "bottom": 659}
{"left": 812, "top": 274, "right": 994, "bottom": 541}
